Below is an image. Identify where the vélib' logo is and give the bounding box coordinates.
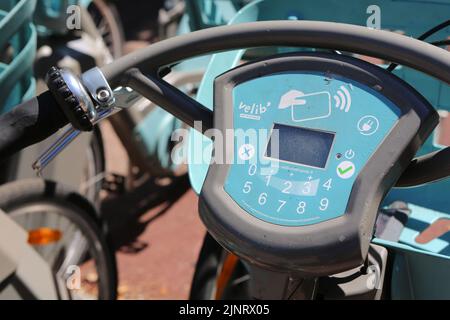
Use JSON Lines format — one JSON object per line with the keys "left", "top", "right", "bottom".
{"left": 239, "top": 101, "right": 270, "bottom": 121}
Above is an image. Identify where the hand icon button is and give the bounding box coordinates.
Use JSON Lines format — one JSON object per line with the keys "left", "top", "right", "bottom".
{"left": 357, "top": 115, "right": 379, "bottom": 136}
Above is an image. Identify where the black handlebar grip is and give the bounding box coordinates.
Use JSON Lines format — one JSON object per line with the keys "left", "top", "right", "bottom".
{"left": 0, "top": 90, "right": 69, "bottom": 161}
{"left": 46, "top": 67, "right": 93, "bottom": 131}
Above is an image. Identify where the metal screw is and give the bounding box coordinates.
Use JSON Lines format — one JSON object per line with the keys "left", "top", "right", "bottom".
{"left": 96, "top": 88, "right": 110, "bottom": 102}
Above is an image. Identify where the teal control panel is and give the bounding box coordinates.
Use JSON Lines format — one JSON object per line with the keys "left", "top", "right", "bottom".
{"left": 224, "top": 72, "right": 401, "bottom": 226}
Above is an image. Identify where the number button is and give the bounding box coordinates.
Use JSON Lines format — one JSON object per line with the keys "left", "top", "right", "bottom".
{"left": 296, "top": 201, "right": 307, "bottom": 214}
{"left": 302, "top": 181, "right": 312, "bottom": 195}
{"left": 322, "top": 178, "right": 332, "bottom": 191}
{"left": 258, "top": 193, "right": 268, "bottom": 206}
{"left": 248, "top": 164, "right": 257, "bottom": 176}
{"left": 319, "top": 198, "right": 329, "bottom": 211}
{"left": 243, "top": 181, "right": 252, "bottom": 194}
{"left": 264, "top": 174, "right": 272, "bottom": 186}
{"left": 282, "top": 181, "right": 292, "bottom": 194}
{"left": 277, "top": 200, "right": 287, "bottom": 213}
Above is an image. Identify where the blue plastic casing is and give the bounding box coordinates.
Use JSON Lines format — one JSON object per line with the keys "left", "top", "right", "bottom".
{"left": 224, "top": 72, "right": 400, "bottom": 226}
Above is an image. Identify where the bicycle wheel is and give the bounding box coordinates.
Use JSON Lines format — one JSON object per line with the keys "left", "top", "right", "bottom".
{"left": 190, "top": 233, "right": 250, "bottom": 300}
{"left": 0, "top": 179, "right": 117, "bottom": 300}
{"left": 87, "top": 0, "right": 125, "bottom": 59}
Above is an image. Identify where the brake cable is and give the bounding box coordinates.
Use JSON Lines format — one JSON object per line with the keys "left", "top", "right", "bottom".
{"left": 430, "top": 39, "right": 450, "bottom": 47}
{"left": 395, "top": 20, "right": 450, "bottom": 186}
{"left": 387, "top": 20, "right": 450, "bottom": 72}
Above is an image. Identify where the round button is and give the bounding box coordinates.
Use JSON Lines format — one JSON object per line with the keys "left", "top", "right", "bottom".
{"left": 238, "top": 144, "right": 255, "bottom": 160}
{"left": 344, "top": 149, "right": 355, "bottom": 160}
{"left": 336, "top": 161, "right": 355, "bottom": 179}
{"left": 357, "top": 115, "right": 379, "bottom": 136}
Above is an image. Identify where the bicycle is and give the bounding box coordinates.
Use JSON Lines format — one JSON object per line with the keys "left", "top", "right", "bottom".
{"left": 31, "top": 0, "right": 125, "bottom": 205}
{"left": 187, "top": 0, "right": 450, "bottom": 299}
{"left": 0, "top": 178, "right": 117, "bottom": 299}
{"left": 0, "top": 0, "right": 117, "bottom": 300}
{"left": 0, "top": 17, "right": 448, "bottom": 299}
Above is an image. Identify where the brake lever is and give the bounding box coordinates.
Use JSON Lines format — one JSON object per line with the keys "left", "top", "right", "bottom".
{"left": 31, "top": 109, "right": 113, "bottom": 175}
{"left": 32, "top": 125, "right": 81, "bottom": 176}
{"left": 32, "top": 85, "right": 143, "bottom": 175}
{"left": 31, "top": 67, "right": 141, "bottom": 175}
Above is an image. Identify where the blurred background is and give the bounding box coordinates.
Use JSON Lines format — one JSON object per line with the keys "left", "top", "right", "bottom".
{"left": 92, "top": 0, "right": 205, "bottom": 299}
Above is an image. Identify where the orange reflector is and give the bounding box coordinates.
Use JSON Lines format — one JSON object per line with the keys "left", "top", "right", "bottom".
{"left": 416, "top": 218, "right": 450, "bottom": 244}
{"left": 215, "top": 253, "right": 239, "bottom": 300}
{"left": 28, "top": 228, "right": 62, "bottom": 245}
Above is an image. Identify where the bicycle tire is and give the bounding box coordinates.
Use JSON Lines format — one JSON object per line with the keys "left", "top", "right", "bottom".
{"left": 190, "top": 233, "right": 250, "bottom": 300}
{"left": 0, "top": 179, "right": 117, "bottom": 300}
{"left": 88, "top": 0, "right": 125, "bottom": 59}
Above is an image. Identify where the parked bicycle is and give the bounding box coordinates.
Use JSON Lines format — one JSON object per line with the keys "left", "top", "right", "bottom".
{"left": 0, "top": 0, "right": 117, "bottom": 300}
{"left": 187, "top": 0, "right": 450, "bottom": 299}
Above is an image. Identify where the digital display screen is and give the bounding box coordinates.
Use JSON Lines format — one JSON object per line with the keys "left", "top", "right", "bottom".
{"left": 265, "top": 124, "right": 335, "bottom": 168}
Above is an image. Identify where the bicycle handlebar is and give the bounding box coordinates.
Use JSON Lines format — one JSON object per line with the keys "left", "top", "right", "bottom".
{"left": 0, "top": 91, "right": 68, "bottom": 161}
{"left": 0, "top": 21, "right": 448, "bottom": 187}
{"left": 102, "top": 21, "right": 450, "bottom": 87}
{"left": 2, "top": 87, "right": 448, "bottom": 187}
{"left": 396, "top": 147, "right": 450, "bottom": 187}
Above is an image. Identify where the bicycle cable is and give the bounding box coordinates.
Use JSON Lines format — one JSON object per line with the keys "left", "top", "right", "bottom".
{"left": 387, "top": 19, "right": 450, "bottom": 72}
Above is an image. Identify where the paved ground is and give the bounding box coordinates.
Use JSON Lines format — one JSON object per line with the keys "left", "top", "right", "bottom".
{"left": 99, "top": 122, "right": 206, "bottom": 299}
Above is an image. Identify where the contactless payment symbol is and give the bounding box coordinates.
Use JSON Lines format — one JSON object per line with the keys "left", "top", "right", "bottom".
{"left": 278, "top": 90, "right": 331, "bottom": 122}
{"left": 278, "top": 85, "right": 353, "bottom": 123}
{"left": 333, "top": 85, "right": 352, "bottom": 112}
{"left": 337, "top": 161, "right": 355, "bottom": 179}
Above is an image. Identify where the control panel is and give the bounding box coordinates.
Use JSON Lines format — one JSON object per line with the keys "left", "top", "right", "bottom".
{"left": 224, "top": 72, "right": 400, "bottom": 226}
